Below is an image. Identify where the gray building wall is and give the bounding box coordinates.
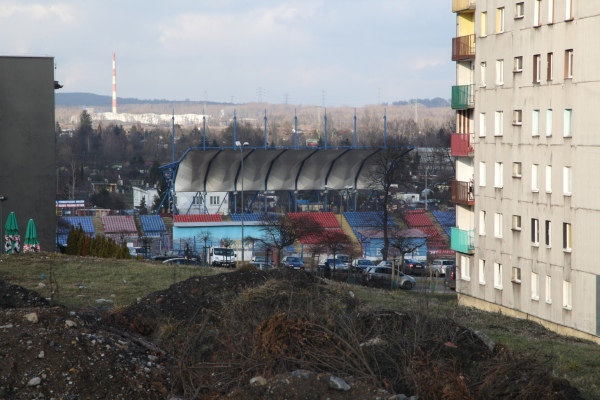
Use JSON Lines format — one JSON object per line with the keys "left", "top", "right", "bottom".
{"left": 457, "top": 1, "right": 600, "bottom": 337}
{"left": 0, "top": 56, "right": 57, "bottom": 251}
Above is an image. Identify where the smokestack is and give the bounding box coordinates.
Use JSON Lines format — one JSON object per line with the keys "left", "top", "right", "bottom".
{"left": 112, "top": 53, "right": 117, "bottom": 114}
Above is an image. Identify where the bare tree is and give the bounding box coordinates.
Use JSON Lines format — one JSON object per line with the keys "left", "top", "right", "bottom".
{"left": 196, "top": 230, "right": 213, "bottom": 266}
{"left": 363, "top": 137, "right": 415, "bottom": 261}
{"left": 319, "top": 230, "right": 353, "bottom": 277}
{"left": 388, "top": 227, "right": 427, "bottom": 286}
{"left": 256, "top": 213, "right": 323, "bottom": 267}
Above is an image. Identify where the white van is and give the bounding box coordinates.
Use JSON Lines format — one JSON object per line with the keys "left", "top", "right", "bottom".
{"left": 431, "top": 259, "right": 455, "bottom": 276}
{"left": 209, "top": 247, "right": 236, "bottom": 267}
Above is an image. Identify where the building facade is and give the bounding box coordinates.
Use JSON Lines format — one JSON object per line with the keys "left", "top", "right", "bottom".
{"left": 0, "top": 56, "right": 58, "bottom": 251}
{"left": 452, "top": 1, "right": 600, "bottom": 341}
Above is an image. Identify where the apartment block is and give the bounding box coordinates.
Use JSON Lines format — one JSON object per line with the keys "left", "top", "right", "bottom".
{"left": 0, "top": 56, "right": 58, "bottom": 251}
{"left": 451, "top": 1, "right": 600, "bottom": 341}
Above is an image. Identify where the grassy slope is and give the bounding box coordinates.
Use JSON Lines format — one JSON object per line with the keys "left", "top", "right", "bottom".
{"left": 1, "top": 253, "right": 598, "bottom": 399}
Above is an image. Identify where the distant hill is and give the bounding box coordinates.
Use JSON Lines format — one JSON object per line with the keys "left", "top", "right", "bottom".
{"left": 55, "top": 93, "right": 224, "bottom": 108}
{"left": 56, "top": 93, "right": 450, "bottom": 109}
{"left": 391, "top": 98, "right": 450, "bottom": 108}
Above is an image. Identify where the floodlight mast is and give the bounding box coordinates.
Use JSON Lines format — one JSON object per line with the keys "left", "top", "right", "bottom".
{"left": 236, "top": 141, "right": 249, "bottom": 264}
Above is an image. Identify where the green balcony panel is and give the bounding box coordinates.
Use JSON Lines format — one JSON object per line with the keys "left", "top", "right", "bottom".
{"left": 451, "top": 84, "right": 474, "bottom": 109}
{"left": 451, "top": 227, "right": 475, "bottom": 254}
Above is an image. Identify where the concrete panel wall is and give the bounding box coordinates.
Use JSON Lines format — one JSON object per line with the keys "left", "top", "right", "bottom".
{"left": 0, "top": 56, "right": 56, "bottom": 251}
{"left": 460, "top": 1, "right": 600, "bottom": 338}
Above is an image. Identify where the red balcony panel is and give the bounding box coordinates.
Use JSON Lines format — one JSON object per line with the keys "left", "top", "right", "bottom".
{"left": 452, "top": 34, "right": 475, "bottom": 61}
{"left": 451, "top": 133, "right": 474, "bottom": 157}
{"left": 451, "top": 180, "right": 474, "bottom": 206}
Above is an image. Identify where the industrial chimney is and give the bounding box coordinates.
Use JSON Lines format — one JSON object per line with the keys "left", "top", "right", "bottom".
{"left": 112, "top": 53, "right": 117, "bottom": 114}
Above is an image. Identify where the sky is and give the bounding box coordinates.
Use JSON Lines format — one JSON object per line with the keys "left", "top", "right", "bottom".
{"left": 0, "top": 1, "right": 455, "bottom": 107}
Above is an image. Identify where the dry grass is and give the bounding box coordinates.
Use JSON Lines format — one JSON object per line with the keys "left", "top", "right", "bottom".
{"left": 1, "top": 253, "right": 599, "bottom": 399}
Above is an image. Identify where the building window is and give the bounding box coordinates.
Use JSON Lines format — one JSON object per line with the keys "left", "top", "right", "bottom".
{"left": 479, "top": 259, "right": 486, "bottom": 285}
{"left": 494, "top": 162, "right": 503, "bottom": 188}
{"left": 495, "top": 111, "right": 504, "bottom": 136}
{"left": 460, "top": 255, "right": 471, "bottom": 280}
{"left": 512, "top": 266, "right": 522, "bottom": 283}
{"left": 563, "top": 166, "right": 572, "bottom": 195}
{"left": 534, "top": 0, "right": 542, "bottom": 26}
{"left": 545, "top": 220, "right": 552, "bottom": 247}
{"left": 513, "top": 109, "right": 523, "bottom": 125}
{"left": 545, "top": 275, "right": 552, "bottom": 303}
{"left": 546, "top": 109, "right": 553, "bottom": 136}
{"left": 533, "top": 54, "right": 541, "bottom": 83}
{"left": 481, "top": 12, "right": 487, "bottom": 37}
{"left": 545, "top": 165, "right": 552, "bottom": 193}
{"left": 565, "top": 0, "right": 573, "bottom": 20}
{"left": 479, "top": 113, "right": 486, "bottom": 137}
{"left": 547, "top": 53, "right": 553, "bottom": 81}
{"left": 512, "top": 215, "right": 522, "bottom": 231}
{"left": 496, "top": 59, "right": 504, "bottom": 85}
{"left": 479, "top": 162, "right": 487, "bottom": 187}
{"left": 532, "top": 164, "right": 539, "bottom": 192}
{"left": 563, "top": 280, "right": 572, "bottom": 309}
{"left": 532, "top": 110, "right": 540, "bottom": 136}
{"left": 494, "top": 213, "right": 503, "bottom": 238}
{"left": 514, "top": 56, "right": 523, "bottom": 72}
{"left": 209, "top": 196, "right": 220, "bottom": 205}
{"left": 494, "top": 263, "right": 503, "bottom": 290}
{"left": 479, "top": 210, "right": 486, "bottom": 236}
{"left": 565, "top": 49, "right": 574, "bottom": 78}
{"left": 564, "top": 109, "right": 572, "bottom": 137}
{"left": 548, "top": 0, "right": 555, "bottom": 23}
{"left": 513, "top": 162, "right": 522, "bottom": 178}
{"left": 496, "top": 7, "right": 505, "bottom": 33}
{"left": 531, "top": 272, "right": 540, "bottom": 300}
{"left": 563, "top": 222, "right": 572, "bottom": 251}
{"left": 480, "top": 62, "right": 487, "bottom": 87}
{"left": 531, "top": 218, "right": 540, "bottom": 246}
{"left": 515, "top": 2, "right": 525, "bottom": 18}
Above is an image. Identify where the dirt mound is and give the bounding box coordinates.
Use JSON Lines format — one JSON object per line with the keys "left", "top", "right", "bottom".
{"left": 0, "top": 268, "right": 585, "bottom": 399}
{"left": 105, "top": 268, "right": 325, "bottom": 336}
{"left": 0, "top": 278, "right": 51, "bottom": 309}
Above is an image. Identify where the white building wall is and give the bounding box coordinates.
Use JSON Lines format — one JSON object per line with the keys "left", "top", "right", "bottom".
{"left": 459, "top": 1, "right": 600, "bottom": 337}
{"left": 175, "top": 192, "right": 229, "bottom": 214}
{"left": 132, "top": 187, "right": 159, "bottom": 211}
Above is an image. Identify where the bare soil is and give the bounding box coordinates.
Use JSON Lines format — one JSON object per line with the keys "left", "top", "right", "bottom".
{"left": 0, "top": 268, "right": 586, "bottom": 399}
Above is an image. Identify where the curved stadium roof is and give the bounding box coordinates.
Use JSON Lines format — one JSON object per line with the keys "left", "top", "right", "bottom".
{"left": 174, "top": 147, "right": 412, "bottom": 193}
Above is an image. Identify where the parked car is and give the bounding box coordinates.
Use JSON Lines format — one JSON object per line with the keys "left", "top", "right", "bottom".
{"left": 250, "top": 260, "right": 272, "bottom": 270}
{"left": 377, "top": 260, "right": 394, "bottom": 268}
{"left": 128, "top": 246, "right": 151, "bottom": 259}
{"left": 352, "top": 259, "right": 375, "bottom": 272}
{"left": 281, "top": 256, "right": 305, "bottom": 270}
{"left": 162, "top": 257, "right": 202, "bottom": 266}
{"left": 364, "top": 266, "right": 416, "bottom": 290}
{"left": 252, "top": 256, "right": 274, "bottom": 268}
{"left": 444, "top": 265, "right": 456, "bottom": 290}
{"left": 152, "top": 249, "right": 202, "bottom": 263}
{"left": 403, "top": 259, "right": 428, "bottom": 276}
{"left": 318, "top": 258, "right": 347, "bottom": 277}
{"left": 431, "top": 259, "right": 455, "bottom": 277}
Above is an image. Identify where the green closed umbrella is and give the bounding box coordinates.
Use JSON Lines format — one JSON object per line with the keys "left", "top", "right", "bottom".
{"left": 24, "top": 219, "right": 40, "bottom": 253}
{"left": 4, "top": 212, "right": 20, "bottom": 254}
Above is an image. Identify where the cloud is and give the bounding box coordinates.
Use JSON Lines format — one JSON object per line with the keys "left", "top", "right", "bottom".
{"left": 0, "top": 2, "right": 77, "bottom": 23}
{"left": 157, "top": 4, "right": 320, "bottom": 55}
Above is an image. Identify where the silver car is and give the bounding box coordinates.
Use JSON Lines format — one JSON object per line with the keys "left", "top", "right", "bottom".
{"left": 365, "top": 266, "right": 416, "bottom": 290}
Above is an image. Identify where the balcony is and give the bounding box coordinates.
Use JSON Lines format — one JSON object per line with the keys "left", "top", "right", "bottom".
{"left": 451, "top": 180, "right": 474, "bottom": 206}
{"left": 452, "top": 0, "right": 476, "bottom": 12}
{"left": 452, "top": 34, "right": 475, "bottom": 61}
{"left": 451, "top": 133, "right": 474, "bottom": 157}
{"left": 451, "top": 227, "right": 475, "bottom": 254}
{"left": 451, "top": 84, "right": 474, "bottom": 109}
